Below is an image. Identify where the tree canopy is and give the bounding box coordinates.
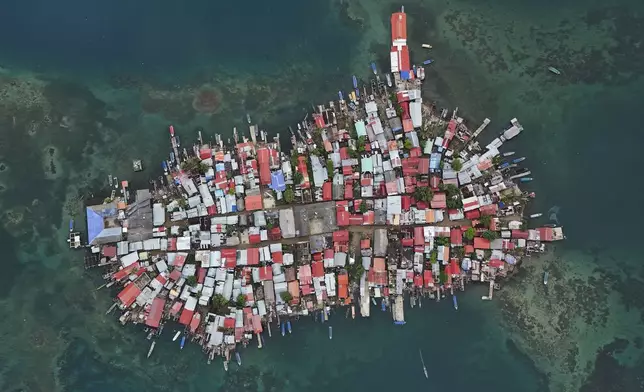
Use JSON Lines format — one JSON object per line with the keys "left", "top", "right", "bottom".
{"left": 482, "top": 230, "right": 498, "bottom": 241}
{"left": 414, "top": 186, "right": 433, "bottom": 202}
{"left": 452, "top": 158, "right": 463, "bottom": 171}
{"left": 235, "top": 294, "right": 246, "bottom": 309}
{"left": 464, "top": 227, "right": 476, "bottom": 241}
{"left": 284, "top": 187, "right": 295, "bottom": 203}
{"left": 359, "top": 202, "right": 368, "bottom": 214}
{"left": 280, "top": 291, "right": 293, "bottom": 303}
{"left": 480, "top": 215, "right": 492, "bottom": 228}
{"left": 293, "top": 171, "right": 304, "bottom": 185}
{"left": 211, "top": 294, "right": 229, "bottom": 315}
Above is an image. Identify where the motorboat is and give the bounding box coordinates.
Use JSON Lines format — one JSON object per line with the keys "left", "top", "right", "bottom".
{"left": 147, "top": 341, "right": 156, "bottom": 358}
{"left": 172, "top": 331, "right": 181, "bottom": 341}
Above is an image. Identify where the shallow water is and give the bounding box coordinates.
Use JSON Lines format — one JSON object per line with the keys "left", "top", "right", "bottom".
{"left": 1, "top": 0, "right": 643, "bottom": 391}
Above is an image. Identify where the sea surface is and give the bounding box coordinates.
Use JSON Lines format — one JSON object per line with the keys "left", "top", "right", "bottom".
{"left": 1, "top": 0, "right": 643, "bottom": 391}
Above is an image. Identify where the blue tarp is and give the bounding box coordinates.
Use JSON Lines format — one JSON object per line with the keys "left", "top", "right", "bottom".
{"left": 86, "top": 207, "right": 105, "bottom": 245}
{"left": 270, "top": 171, "right": 286, "bottom": 192}
{"left": 400, "top": 70, "right": 411, "bottom": 80}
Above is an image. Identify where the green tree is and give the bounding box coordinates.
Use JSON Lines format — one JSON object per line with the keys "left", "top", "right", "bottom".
{"left": 404, "top": 139, "right": 413, "bottom": 150}
{"left": 280, "top": 291, "right": 293, "bottom": 303}
{"left": 359, "top": 202, "right": 368, "bottom": 214}
{"left": 446, "top": 198, "right": 463, "bottom": 209}
{"left": 211, "top": 294, "right": 229, "bottom": 315}
{"left": 482, "top": 230, "right": 498, "bottom": 241}
{"left": 348, "top": 149, "right": 359, "bottom": 159}
{"left": 479, "top": 215, "right": 492, "bottom": 228}
{"left": 228, "top": 187, "right": 236, "bottom": 195}
{"left": 291, "top": 153, "right": 299, "bottom": 170}
{"left": 185, "top": 275, "right": 197, "bottom": 287}
{"left": 327, "top": 159, "right": 334, "bottom": 177}
{"left": 444, "top": 184, "right": 460, "bottom": 198}
{"left": 293, "top": 171, "right": 304, "bottom": 185}
{"left": 464, "top": 227, "right": 476, "bottom": 241}
{"left": 492, "top": 156, "right": 502, "bottom": 165}
{"left": 181, "top": 157, "right": 206, "bottom": 174}
{"left": 413, "top": 186, "right": 433, "bottom": 202}
{"left": 452, "top": 158, "right": 463, "bottom": 171}
{"left": 284, "top": 187, "right": 295, "bottom": 203}
{"left": 235, "top": 294, "right": 246, "bottom": 309}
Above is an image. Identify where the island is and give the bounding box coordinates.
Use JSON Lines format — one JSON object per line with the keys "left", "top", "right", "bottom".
{"left": 73, "top": 7, "right": 564, "bottom": 370}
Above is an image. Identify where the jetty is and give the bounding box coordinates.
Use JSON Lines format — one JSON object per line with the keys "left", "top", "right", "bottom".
{"left": 74, "top": 5, "right": 564, "bottom": 364}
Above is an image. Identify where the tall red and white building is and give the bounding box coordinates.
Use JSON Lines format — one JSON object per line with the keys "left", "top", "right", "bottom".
{"left": 390, "top": 9, "right": 411, "bottom": 75}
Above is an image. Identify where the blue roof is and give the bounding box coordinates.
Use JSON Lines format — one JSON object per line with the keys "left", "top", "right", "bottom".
{"left": 86, "top": 207, "right": 105, "bottom": 245}
{"left": 270, "top": 171, "right": 286, "bottom": 192}
{"left": 400, "top": 71, "right": 411, "bottom": 80}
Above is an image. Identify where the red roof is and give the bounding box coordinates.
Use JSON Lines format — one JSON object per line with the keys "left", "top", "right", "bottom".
{"left": 391, "top": 12, "right": 407, "bottom": 41}
{"left": 102, "top": 246, "right": 117, "bottom": 258}
{"left": 224, "top": 317, "right": 235, "bottom": 329}
{"left": 414, "top": 275, "right": 423, "bottom": 287}
{"left": 349, "top": 214, "right": 363, "bottom": 225}
{"left": 423, "top": 270, "right": 434, "bottom": 287}
{"left": 402, "top": 195, "right": 412, "bottom": 211}
{"left": 511, "top": 230, "right": 529, "bottom": 239}
{"left": 245, "top": 194, "right": 263, "bottom": 211}
{"left": 333, "top": 230, "right": 350, "bottom": 243}
{"left": 259, "top": 265, "right": 273, "bottom": 281}
{"left": 465, "top": 209, "right": 481, "bottom": 220}
{"left": 414, "top": 227, "right": 424, "bottom": 246}
{"left": 174, "top": 253, "right": 187, "bottom": 268}
{"left": 489, "top": 259, "right": 504, "bottom": 268}
{"left": 117, "top": 284, "right": 141, "bottom": 308}
{"left": 474, "top": 237, "right": 491, "bottom": 249}
{"left": 190, "top": 313, "right": 201, "bottom": 333}
{"left": 247, "top": 247, "right": 260, "bottom": 265}
{"left": 430, "top": 176, "right": 441, "bottom": 190}
{"left": 272, "top": 251, "right": 283, "bottom": 264}
{"left": 431, "top": 193, "right": 447, "bottom": 209}
{"left": 249, "top": 234, "right": 261, "bottom": 244}
{"left": 344, "top": 181, "right": 354, "bottom": 199}
{"left": 145, "top": 297, "right": 165, "bottom": 328}
{"left": 198, "top": 267, "right": 207, "bottom": 284}
{"left": 464, "top": 245, "right": 474, "bottom": 254}
{"left": 361, "top": 239, "right": 371, "bottom": 249}
{"left": 401, "top": 238, "right": 414, "bottom": 247}
{"left": 113, "top": 263, "right": 139, "bottom": 281}
{"left": 337, "top": 209, "right": 349, "bottom": 226}
{"left": 314, "top": 113, "right": 325, "bottom": 128}
{"left": 450, "top": 228, "right": 463, "bottom": 246}
{"left": 324, "top": 249, "right": 335, "bottom": 260}
{"left": 169, "top": 269, "right": 182, "bottom": 281}
{"left": 340, "top": 147, "right": 349, "bottom": 160}
{"left": 322, "top": 182, "right": 332, "bottom": 201}
{"left": 179, "top": 307, "right": 194, "bottom": 325}
{"left": 311, "top": 261, "right": 324, "bottom": 278}
{"left": 449, "top": 258, "right": 461, "bottom": 275}
{"left": 480, "top": 204, "right": 498, "bottom": 216}
{"left": 257, "top": 148, "right": 271, "bottom": 185}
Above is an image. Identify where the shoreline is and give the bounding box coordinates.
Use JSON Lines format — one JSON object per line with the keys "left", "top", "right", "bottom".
{"left": 72, "top": 7, "right": 565, "bottom": 370}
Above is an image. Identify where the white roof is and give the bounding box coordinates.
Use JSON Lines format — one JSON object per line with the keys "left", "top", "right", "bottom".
{"left": 120, "top": 252, "right": 139, "bottom": 268}
{"left": 153, "top": 203, "right": 166, "bottom": 226}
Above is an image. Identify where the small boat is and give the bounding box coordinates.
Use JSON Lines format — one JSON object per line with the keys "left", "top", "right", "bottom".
{"left": 543, "top": 271, "right": 549, "bottom": 285}
{"left": 419, "top": 349, "right": 429, "bottom": 379}
{"left": 351, "top": 306, "right": 355, "bottom": 319}
{"left": 381, "top": 299, "right": 386, "bottom": 312}
{"left": 520, "top": 177, "right": 533, "bottom": 183}
{"left": 548, "top": 66, "right": 561, "bottom": 75}
{"left": 338, "top": 91, "right": 343, "bottom": 101}
{"left": 355, "top": 88, "right": 360, "bottom": 98}
{"left": 453, "top": 295, "right": 458, "bottom": 310}
{"left": 286, "top": 320, "right": 292, "bottom": 334}
{"left": 394, "top": 321, "right": 406, "bottom": 325}
{"left": 320, "top": 311, "right": 324, "bottom": 323}
{"left": 169, "top": 151, "right": 175, "bottom": 163}
{"left": 370, "top": 62, "right": 377, "bottom": 74}
{"left": 324, "top": 308, "right": 329, "bottom": 322}
{"left": 246, "top": 113, "right": 251, "bottom": 124}
{"left": 172, "top": 331, "right": 181, "bottom": 341}
{"left": 180, "top": 335, "right": 186, "bottom": 349}
{"left": 502, "top": 151, "right": 515, "bottom": 157}
{"left": 147, "top": 341, "right": 156, "bottom": 358}
{"left": 175, "top": 135, "right": 180, "bottom": 147}
{"left": 512, "top": 157, "right": 526, "bottom": 164}
{"left": 328, "top": 326, "right": 333, "bottom": 340}
{"left": 386, "top": 74, "right": 392, "bottom": 87}
{"left": 169, "top": 125, "right": 175, "bottom": 136}
{"left": 421, "top": 43, "right": 433, "bottom": 49}
{"left": 235, "top": 352, "right": 242, "bottom": 366}
{"left": 223, "top": 361, "right": 229, "bottom": 372}
{"left": 352, "top": 75, "right": 358, "bottom": 88}
{"left": 161, "top": 161, "right": 168, "bottom": 175}
{"left": 530, "top": 213, "right": 542, "bottom": 219}
{"left": 281, "top": 322, "right": 285, "bottom": 336}
{"left": 422, "top": 59, "right": 434, "bottom": 65}
{"left": 69, "top": 219, "right": 74, "bottom": 232}
{"left": 499, "top": 162, "right": 510, "bottom": 169}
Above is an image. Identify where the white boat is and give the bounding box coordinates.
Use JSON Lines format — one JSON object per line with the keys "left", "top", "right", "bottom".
{"left": 419, "top": 349, "right": 428, "bottom": 379}
{"left": 421, "top": 44, "right": 433, "bottom": 49}
{"left": 530, "top": 213, "right": 542, "bottom": 218}
{"left": 386, "top": 73, "right": 392, "bottom": 87}
{"left": 351, "top": 305, "right": 355, "bottom": 319}
{"left": 223, "top": 361, "right": 229, "bottom": 372}
{"left": 543, "top": 271, "right": 549, "bottom": 285}
{"left": 329, "top": 326, "right": 333, "bottom": 340}
{"left": 502, "top": 151, "right": 515, "bottom": 157}
{"left": 147, "top": 341, "right": 156, "bottom": 358}
{"left": 172, "top": 331, "right": 181, "bottom": 341}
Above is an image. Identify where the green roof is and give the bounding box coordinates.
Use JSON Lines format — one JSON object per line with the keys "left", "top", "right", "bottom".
{"left": 355, "top": 120, "right": 366, "bottom": 137}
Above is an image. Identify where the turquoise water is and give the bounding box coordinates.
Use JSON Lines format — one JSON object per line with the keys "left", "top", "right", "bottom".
{"left": 1, "top": 0, "right": 643, "bottom": 391}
